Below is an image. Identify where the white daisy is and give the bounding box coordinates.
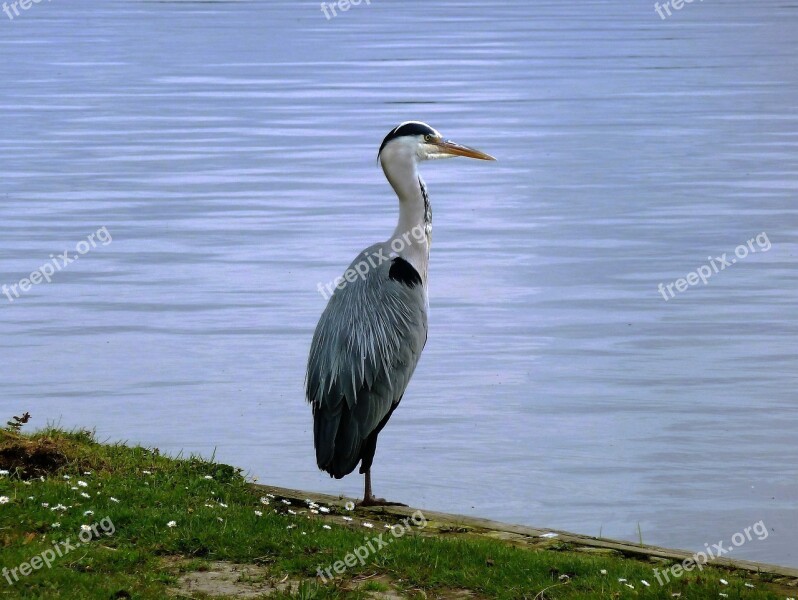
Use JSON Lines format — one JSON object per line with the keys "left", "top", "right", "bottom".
{"left": 109, "top": 497, "right": 119, "bottom": 503}
{"left": 362, "top": 522, "right": 373, "bottom": 529}
{"left": 41, "top": 502, "right": 50, "bottom": 508}
{"left": 260, "top": 497, "right": 270, "bottom": 505}
{"left": 0, "top": 496, "right": 9, "bottom": 505}
{"left": 322, "top": 524, "right": 331, "bottom": 530}
{"left": 344, "top": 501, "right": 355, "bottom": 511}
{"left": 342, "top": 516, "right": 353, "bottom": 522}
{"left": 166, "top": 520, "right": 177, "bottom": 528}
{"left": 80, "top": 492, "right": 90, "bottom": 499}
{"left": 84, "top": 510, "right": 94, "bottom": 516}
{"left": 203, "top": 475, "right": 213, "bottom": 480}
{"left": 254, "top": 510, "right": 263, "bottom": 517}
{"left": 641, "top": 580, "right": 650, "bottom": 587}
{"left": 51, "top": 523, "right": 60, "bottom": 528}
{"left": 63, "top": 475, "right": 71, "bottom": 480}
{"left": 80, "top": 524, "right": 92, "bottom": 532}
{"left": 77, "top": 481, "right": 88, "bottom": 488}
{"left": 0, "top": 469, "right": 9, "bottom": 476}
{"left": 319, "top": 507, "right": 330, "bottom": 513}
{"left": 719, "top": 579, "right": 728, "bottom": 585}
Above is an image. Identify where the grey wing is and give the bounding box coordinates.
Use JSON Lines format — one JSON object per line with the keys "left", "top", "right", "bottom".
{"left": 305, "top": 244, "right": 428, "bottom": 478}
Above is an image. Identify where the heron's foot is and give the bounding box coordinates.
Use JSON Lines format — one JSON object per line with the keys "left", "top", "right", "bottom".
{"left": 358, "top": 496, "right": 407, "bottom": 507}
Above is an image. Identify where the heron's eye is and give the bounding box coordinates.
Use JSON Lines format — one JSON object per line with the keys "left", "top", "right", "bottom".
{"left": 424, "top": 134, "right": 433, "bottom": 142}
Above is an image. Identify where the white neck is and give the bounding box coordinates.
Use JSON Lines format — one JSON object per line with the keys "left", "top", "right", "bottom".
{"left": 380, "top": 151, "right": 431, "bottom": 282}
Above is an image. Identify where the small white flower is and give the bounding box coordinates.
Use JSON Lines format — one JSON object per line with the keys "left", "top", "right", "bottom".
{"left": 719, "top": 579, "right": 728, "bottom": 585}
{"left": 301, "top": 531, "right": 306, "bottom": 535}
{"left": 254, "top": 510, "right": 263, "bottom": 517}
{"left": 218, "top": 502, "right": 228, "bottom": 508}
{"left": 63, "top": 475, "right": 71, "bottom": 480}
{"left": 266, "top": 493, "right": 275, "bottom": 498}
{"left": 322, "top": 524, "right": 331, "bottom": 530}
{"left": 0, "top": 469, "right": 9, "bottom": 476}
{"left": 203, "top": 475, "right": 213, "bottom": 480}
{"left": 0, "top": 496, "right": 9, "bottom": 505}
{"left": 625, "top": 584, "right": 635, "bottom": 590}
{"left": 286, "top": 524, "right": 296, "bottom": 529}
{"left": 51, "top": 504, "right": 67, "bottom": 511}
{"left": 319, "top": 506, "right": 330, "bottom": 513}
{"left": 80, "top": 524, "right": 92, "bottom": 532}
{"left": 51, "top": 523, "right": 61, "bottom": 528}
{"left": 260, "top": 497, "right": 270, "bottom": 505}
{"left": 23, "top": 481, "right": 31, "bottom": 486}
{"left": 744, "top": 583, "right": 754, "bottom": 589}
{"left": 344, "top": 501, "right": 355, "bottom": 511}
{"left": 166, "top": 520, "right": 177, "bottom": 528}
{"left": 618, "top": 579, "right": 627, "bottom": 583}
{"left": 719, "top": 594, "right": 728, "bottom": 599}
{"left": 641, "top": 580, "right": 650, "bottom": 587}
{"left": 342, "top": 516, "right": 353, "bottom": 522}
{"left": 288, "top": 509, "right": 297, "bottom": 515}
{"left": 600, "top": 569, "right": 607, "bottom": 575}
{"left": 42, "top": 502, "right": 50, "bottom": 508}
{"left": 216, "top": 517, "right": 223, "bottom": 522}
{"left": 71, "top": 487, "right": 78, "bottom": 490}
{"left": 27, "top": 496, "right": 34, "bottom": 500}
{"left": 362, "top": 522, "right": 373, "bottom": 528}
{"left": 281, "top": 499, "right": 291, "bottom": 505}
{"left": 77, "top": 481, "right": 88, "bottom": 488}
{"left": 384, "top": 524, "right": 391, "bottom": 529}
{"left": 204, "top": 503, "right": 214, "bottom": 508}
{"left": 80, "top": 492, "right": 90, "bottom": 499}
{"left": 310, "top": 509, "right": 319, "bottom": 514}
{"left": 83, "top": 510, "right": 94, "bottom": 516}
{"left": 109, "top": 497, "right": 119, "bottom": 503}
{"left": 83, "top": 471, "right": 92, "bottom": 475}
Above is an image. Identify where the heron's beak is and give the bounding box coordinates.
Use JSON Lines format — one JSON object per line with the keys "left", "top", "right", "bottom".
{"left": 432, "top": 139, "right": 496, "bottom": 161}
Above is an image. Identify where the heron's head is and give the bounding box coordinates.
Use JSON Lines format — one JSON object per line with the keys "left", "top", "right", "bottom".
{"left": 377, "top": 121, "right": 495, "bottom": 166}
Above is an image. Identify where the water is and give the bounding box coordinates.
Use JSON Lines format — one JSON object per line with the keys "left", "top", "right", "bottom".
{"left": 1, "top": 0, "right": 796, "bottom": 567}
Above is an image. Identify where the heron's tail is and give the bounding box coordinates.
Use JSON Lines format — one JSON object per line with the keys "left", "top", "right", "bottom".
{"left": 313, "top": 401, "right": 362, "bottom": 479}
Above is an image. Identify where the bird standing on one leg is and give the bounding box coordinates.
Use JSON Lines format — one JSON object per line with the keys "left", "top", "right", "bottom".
{"left": 305, "top": 121, "right": 495, "bottom": 506}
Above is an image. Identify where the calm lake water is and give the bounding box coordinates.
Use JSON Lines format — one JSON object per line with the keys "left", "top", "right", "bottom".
{"left": 1, "top": 0, "right": 796, "bottom": 567}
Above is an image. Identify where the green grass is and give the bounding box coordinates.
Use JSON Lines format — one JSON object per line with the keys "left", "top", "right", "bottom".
{"left": 0, "top": 426, "right": 791, "bottom": 599}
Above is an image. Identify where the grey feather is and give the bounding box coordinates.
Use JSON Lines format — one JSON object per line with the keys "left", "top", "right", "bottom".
{"left": 306, "top": 242, "right": 428, "bottom": 478}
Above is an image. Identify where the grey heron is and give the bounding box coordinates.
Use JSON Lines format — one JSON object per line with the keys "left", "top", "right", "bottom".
{"left": 306, "top": 121, "right": 495, "bottom": 505}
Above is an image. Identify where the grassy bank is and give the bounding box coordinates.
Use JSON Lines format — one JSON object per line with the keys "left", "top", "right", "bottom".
{"left": 0, "top": 425, "right": 794, "bottom": 599}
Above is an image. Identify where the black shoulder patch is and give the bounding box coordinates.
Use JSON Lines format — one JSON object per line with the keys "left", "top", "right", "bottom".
{"left": 389, "top": 257, "right": 422, "bottom": 287}
{"left": 378, "top": 122, "right": 437, "bottom": 157}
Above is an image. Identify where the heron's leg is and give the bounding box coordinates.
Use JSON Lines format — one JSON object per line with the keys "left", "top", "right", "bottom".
{"left": 363, "top": 469, "right": 373, "bottom": 502}
{"left": 359, "top": 470, "right": 407, "bottom": 507}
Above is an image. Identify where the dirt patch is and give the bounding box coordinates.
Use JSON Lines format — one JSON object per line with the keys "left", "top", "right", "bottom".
{"left": 173, "top": 561, "right": 293, "bottom": 598}
{"left": 169, "top": 561, "right": 476, "bottom": 599}
{"left": 0, "top": 433, "right": 70, "bottom": 479}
